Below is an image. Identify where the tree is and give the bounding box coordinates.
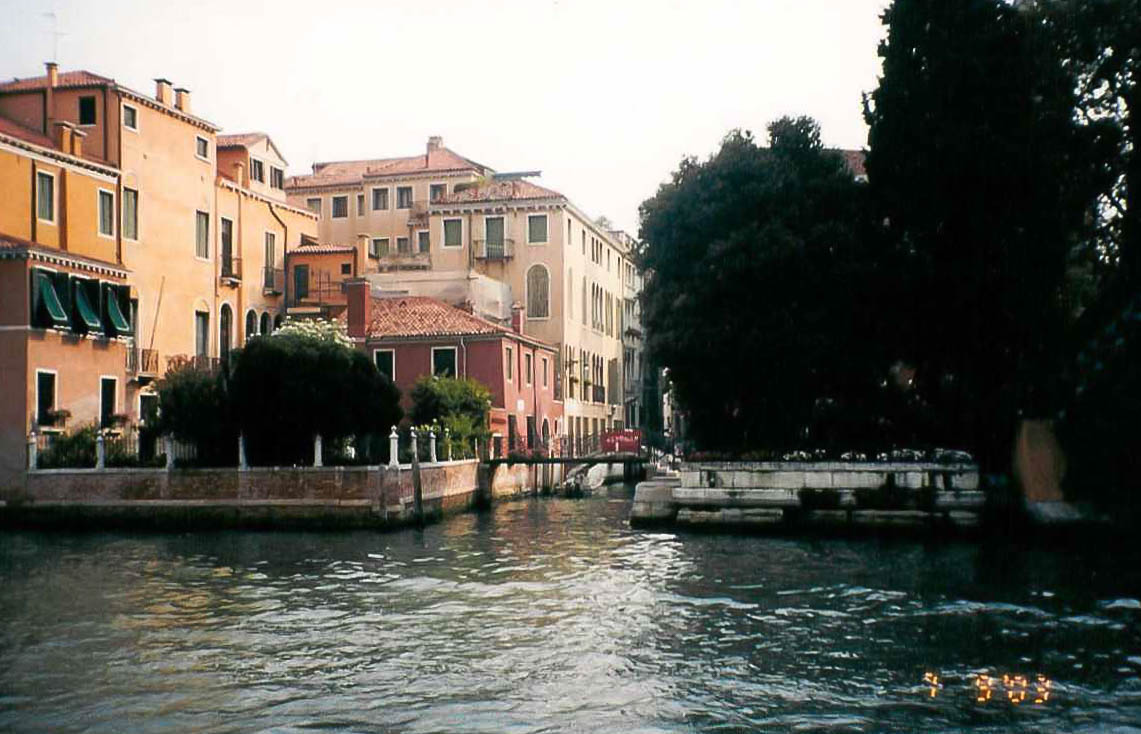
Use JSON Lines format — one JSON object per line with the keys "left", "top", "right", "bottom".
{"left": 863, "top": 0, "right": 1104, "bottom": 467}
{"left": 229, "top": 324, "right": 402, "bottom": 465}
{"left": 154, "top": 363, "right": 236, "bottom": 466}
{"left": 638, "top": 119, "right": 895, "bottom": 452}
{"left": 409, "top": 375, "right": 492, "bottom": 456}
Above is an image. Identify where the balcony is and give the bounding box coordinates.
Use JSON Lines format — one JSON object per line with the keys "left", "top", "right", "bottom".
{"left": 592, "top": 384, "right": 606, "bottom": 404}
{"left": 221, "top": 257, "right": 242, "bottom": 284}
{"left": 165, "top": 354, "right": 220, "bottom": 374}
{"left": 262, "top": 267, "right": 284, "bottom": 295}
{"left": 407, "top": 200, "right": 429, "bottom": 225}
{"left": 474, "top": 238, "right": 515, "bottom": 261}
{"left": 126, "top": 347, "right": 160, "bottom": 384}
{"left": 373, "top": 251, "right": 431, "bottom": 272}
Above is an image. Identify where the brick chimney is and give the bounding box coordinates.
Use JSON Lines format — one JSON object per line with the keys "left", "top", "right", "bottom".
{"left": 345, "top": 279, "right": 371, "bottom": 339}
{"left": 427, "top": 135, "right": 443, "bottom": 154}
{"left": 510, "top": 302, "right": 523, "bottom": 334}
{"left": 70, "top": 126, "right": 86, "bottom": 157}
{"left": 44, "top": 62, "right": 58, "bottom": 135}
{"left": 233, "top": 160, "right": 246, "bottom": 187}
{"left": 155, "top": 78, "right": 173, "bottom": 106}
{"left": 174, "top": 87, "right": 191, "bottom": 113}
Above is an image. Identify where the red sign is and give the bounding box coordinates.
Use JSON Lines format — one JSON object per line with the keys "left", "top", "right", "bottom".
{"left": 601, "top": 429, "right": 642, "bottom": 453}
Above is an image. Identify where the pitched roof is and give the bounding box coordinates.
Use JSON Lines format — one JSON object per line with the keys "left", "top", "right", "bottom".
{"left": 0, "top": 232, "right": 128, "bottom": 274}
{"left": 0, "top": 116, "right": 115, "bottom": 170}
{"left": 290, "top": 243, "right": 356, "bottom": 255}
{"left": 287, "top": 147, "right": 489, "bottom": 189}
{"left": 0, "top": 70, "right": 113, "bottom": 92}
{"left": 216, "top": 132, "right": 267, "bottom": 148}
{"left": 0, "top": 116, "right": 53, "bottom": 148}
{"left": 440, "top": 179, "right": 565, "bottom": 204}
{"left": 365, "top": 296, "right": 507, "bottom": 339}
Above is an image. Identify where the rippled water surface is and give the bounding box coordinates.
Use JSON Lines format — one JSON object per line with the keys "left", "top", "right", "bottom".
{"left": 3, "top": 489, "right": 1141, "bottom": 733}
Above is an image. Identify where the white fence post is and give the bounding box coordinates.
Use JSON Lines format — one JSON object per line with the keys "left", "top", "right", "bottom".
{"left": 410, "top": 428, "right": 419, "bottom": 463}
{"left": 388, "top": 425, "right": 399, "bottom": 468}
{"left": 239, "top": 433, "right": 248, "bottom": 471}
{"left": 164, "top": 436, "right": 174, "bottom": 471}
{"left": 314, "top": 434, "right": 323, "bottom": 467}
{"left": 444, "top": 428, "right": 451, "bottom": 461}
{"left": 27, "top": 432, "right": 37, "bottom": 470}
{"left": 429, "top": 430, "right": 437, "bottom": 464}
{"left": 95, "top": 431, "right": 106, "bottom": 470}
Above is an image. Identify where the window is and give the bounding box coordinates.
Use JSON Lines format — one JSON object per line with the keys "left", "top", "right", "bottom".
{"left": 331, "top": 195, "right": 348, "bottom": 218}
{"left": 443, "top": 218, "right": 462, "bottom": 247}
{"left": 36, "top": 171, "right": 54, "bottom": 222}
{"left": 417, "top": 230, "right": 430, "bottom": 253}
{"left": 195, "top": 311, "right": 209, "bottom": 357}
{"left": 372, "top": 187, "right": 388, "bottom": 210}
{"left": 542, "top": 357, "right": 549, "bottom": 388}
{"left": 270, "top": 167, "right": 284, "bottom": 189}
{"left": 396, "top": 186, "right": 413, "bottom": 209}
{"left": 373, "top": 349, "right": 394, "bottom": 381}
{"left": 370, "top": 237, "right": 389, "bottom": 258}
{"left": 78, "top": 96, "right": 96, "bottom": 125}
{"left": 527, "top": 214, "right": 548, "bottom": 244}
{"left": 397, "top": 237, "right": 410, "bottom": 254}
{"left": 356, "top": 193, "right": 365, "bottom": 216}
{"left": 260, "top": 312, "right": 270, "bottom": 335}
{"left": 123, "top": 188, "right": 138, "bottom": 240}
{"left": 294, "top": 264, "right": 310, "bottom": 299}
{"left": 430, "top": 183, "right": 446, "bottom": 202}
{"left": 484, "top": 216, "right": 505, "bottom": 258}
{"left": 195, "top": 136, "right": 209, "bottom": 160}
{"left": 505, "top": 346, "right": 514, "bottom": 381}
{"left": 525, "top": 353, "right": 533, "bottom": 385}
{"left": 568, "top": 269, "right": 574, "bottom": 317}
{"left": 340, "top": 262, "right": 352, "bottom": 275}
{"left": 100, "top": 377, "right": 117, "bottom": 428}
{"left": 195, "top": 211, "right": 209, "bottom": 258}
{"left": 220, "top": 218, "right": 233, "bottom": 271}
{"left": 306, "top": 197, "right": 321, "bottom": 214}
{"left": 36, "top": 371, "right": 56, "bottom": 425}
{"left": 526, "top": 264, "right": 550, "bottom": 318}
{"left": 97, "top": 189, "right": 114, "bottom": 237}
{"left": 122, "top": 104, "right": 138, "bottom": 131}
{"left": 246, "top": 309, "right": 257, "bottom": 341}
{"left": 139, "top": 393, "right": 158, "bottom": 427}
{"left": 250, "top": 158, "right": 265, "bottom": 183}
{"left": 432, "top": 347, "right": 457, "bottom": 377}
{"left": 264, "top": 232, "right": 276, "bottom": 270}
{"left": 581, "top": 276, "right": 587, "bottom": 325}
{"left": 219, "top": 304, "right": 232, "bottom": 362}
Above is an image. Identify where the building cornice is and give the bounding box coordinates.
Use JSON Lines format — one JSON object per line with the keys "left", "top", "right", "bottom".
{"left": 116, "top": 86, "right": 221, "bottom": 132}
{"left": 1, "top": 245, "right": 129, "bottom": 278}
{"left": 0, "top": 136, "right": 119, "bottom": 180}
{"left": 217, "top": 177, "right": 318, "bottom": 220}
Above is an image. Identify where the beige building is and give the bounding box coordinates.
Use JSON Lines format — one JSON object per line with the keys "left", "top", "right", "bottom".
{"left": 286, "top": 138, "right": 637, "bottom": 442}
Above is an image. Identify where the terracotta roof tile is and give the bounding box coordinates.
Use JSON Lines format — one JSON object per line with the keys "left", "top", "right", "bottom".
{"left": 440, "top": 179, "right": 564, "bottom": 204}
{"left": 216, "top": 132, "right": 267, "bottom": 148}
{"left": 287, "top": 147, "right": 489, "bottom": 189}
{"left": 291, "top": 243, "right": 356, "bottom": 255}
{"left": 0, "top": 70, "right": 114, "bottom": 92}
{"left": 0, "top": 116, "right": 54, "bottom": 148}
{"left": 365, "top": 296, "right": 507, "bottom": 339}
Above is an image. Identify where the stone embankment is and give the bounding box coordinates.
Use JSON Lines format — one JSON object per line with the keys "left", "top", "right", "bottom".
{"left": 631, "top": 461, "right": 985, "bottom": 535}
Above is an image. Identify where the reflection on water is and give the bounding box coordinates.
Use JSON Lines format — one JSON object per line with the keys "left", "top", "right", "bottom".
{"left": 2, "top": 488, "right": 1140, "bottom": 732}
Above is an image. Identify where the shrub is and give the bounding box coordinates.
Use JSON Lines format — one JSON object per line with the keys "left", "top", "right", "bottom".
{"left": 154, "top": 363, "right": 236, "bottom": 466}
{"left": 38, "top": 424, "right": 98, "bottom": 468}
{"left": 409, "top": 376, "right": 491, "bottom": 455}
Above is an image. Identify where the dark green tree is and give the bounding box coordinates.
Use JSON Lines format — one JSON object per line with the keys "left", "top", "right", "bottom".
{"left": 409, "top": 375, "right": 492, "bottom": 456}
{"left": 638, "top": 118, "right": 896, "bottom": 452}
{"left": 863, "top": 0, "right": 1104, "bottom": 467}
{"left": 154, "top": 363, "right": 236, "bottom": 466}
{"left": 229, "top": 332, "right": 402, "bottom": 465}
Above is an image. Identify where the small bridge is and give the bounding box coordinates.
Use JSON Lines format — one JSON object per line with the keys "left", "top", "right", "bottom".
{"left": 484, "top": 452, "right": 648, "bottom": 468}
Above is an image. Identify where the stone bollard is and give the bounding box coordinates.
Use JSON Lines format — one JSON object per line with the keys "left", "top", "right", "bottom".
{"left": 410, "top": 428, "right": 419, "bottom": 463}
{"left": 314, "top": 434, "right": 323, "bottom": 467}
{"left": 238, "top": 433, "right": 248, "bottom": 471}
{"left": 429, "top": 430, "right": 437, "bottom": 463}
{"left": 27, "top": 432, "right": 37, "bottom": 471}
{"left": 95, "top": 431, "right": 106, "bottom": 470}
{"left": 164, "top": 436, "right": 174, "bottom": 471}
{"left": 388, "top": 425, "right": 400, "bottom": 468}
{"left": 444, "top": 428, "right": 452, "bottom": 461}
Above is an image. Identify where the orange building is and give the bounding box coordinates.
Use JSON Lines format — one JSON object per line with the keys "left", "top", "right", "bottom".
{"left": 0, "top": 63, "right": 318, "bottom": 487}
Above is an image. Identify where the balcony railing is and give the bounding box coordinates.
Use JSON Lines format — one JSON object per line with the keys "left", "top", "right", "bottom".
{"left": 221, "top": 257, "right": 242, "bottom": 282}
{"left": 165, "top": 354, "right": 221, "bottom": 374}
{"left": 474, "top": 238, "right": 515, "bottom": 261}
{"left": 262, "top": 267, "right": 284, "bottom": 295}
{"left": 592, "top": 384, "right": 606, "bottom": 404}
{"left": 126, "top": 347, "right": 159, "bottom": 376}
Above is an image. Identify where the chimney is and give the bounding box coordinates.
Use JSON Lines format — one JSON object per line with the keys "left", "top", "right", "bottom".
{"left": 53, "top": 121, "right": 72, "bottom": 153}
{"left": 233, "top": 160, "right": 246, "bottom": 187}
{"left": 44, "top": 62, "right": 58, "bottom": 135}
{"left": 510, "top": 302, "right": 523, "bottom": 334}
{"left": 70, "top": 126, "right": 86, "bottom": 157}
{"left": 345, "top": 279, "right": 371, "bottom": 339}
{"left": 154, "top": 78, "right": 173, "bottom": 106}
{"left": 427, "top": 135, "right": 443, "bottom": 154}
{"left": 174, "top": 87, "right": 191, "bottom": 113}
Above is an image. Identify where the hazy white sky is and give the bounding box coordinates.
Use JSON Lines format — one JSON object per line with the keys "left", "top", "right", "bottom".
{"left": 2, "top": 0, "right": 890, "bottom": 234}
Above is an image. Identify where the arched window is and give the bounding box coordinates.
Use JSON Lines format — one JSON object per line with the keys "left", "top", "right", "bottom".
{"left": 273, "top": 314, "right": 283, "bottom": 330}
{"left": 219, "top": 304, "right": 233, "bottom": 362}
{"left": 526, "top": 264, "right": 549, "bottom": 318}
{"left": 245, "top": 309, "right": 257, "bottom": 342}
{"left": 260, "top": 312, "right": 271, "bottom": 335}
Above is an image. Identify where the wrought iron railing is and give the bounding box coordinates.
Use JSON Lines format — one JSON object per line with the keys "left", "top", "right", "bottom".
{"left": 473, "top": 238, "right": 515, "bottom": 260}
{"left": 126, "top": 347, "right": 159, "bottom": 375}
{"left": 221, "top": 257, "right": 242, "bottom": 281}
{"left": 262, "top": 266, "right": 284, "bottom": 294}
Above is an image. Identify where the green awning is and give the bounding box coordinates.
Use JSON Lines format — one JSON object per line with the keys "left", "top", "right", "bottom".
{"left": 37, "top": 273, "right": 69, "bottom": 328}
{"left": 74, "top": 282, "right": 102, "bottom": 331}
{"left": 105, "top": 289, "right": 130, "bottom": 333}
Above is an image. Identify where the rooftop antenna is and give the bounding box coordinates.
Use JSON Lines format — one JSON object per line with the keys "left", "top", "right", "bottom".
{"left": 42, "top": 9, "right": 67, "bottom": 63}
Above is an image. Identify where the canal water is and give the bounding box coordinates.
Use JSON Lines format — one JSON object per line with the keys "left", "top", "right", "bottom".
{"left": 2, "top": 489, "right": 1140, "bottom": 733}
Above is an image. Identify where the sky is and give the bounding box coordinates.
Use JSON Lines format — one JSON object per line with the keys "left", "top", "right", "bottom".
{"left": 1, "top": 0, "right": 890, "bottom": 235}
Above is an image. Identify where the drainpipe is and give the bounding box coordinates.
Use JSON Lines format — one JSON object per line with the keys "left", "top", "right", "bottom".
{"left": 266, "top": 199, "right": 288, "bottom": 315}
{"left": 459, "top": 335, "right": 467, "bottom": 379}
